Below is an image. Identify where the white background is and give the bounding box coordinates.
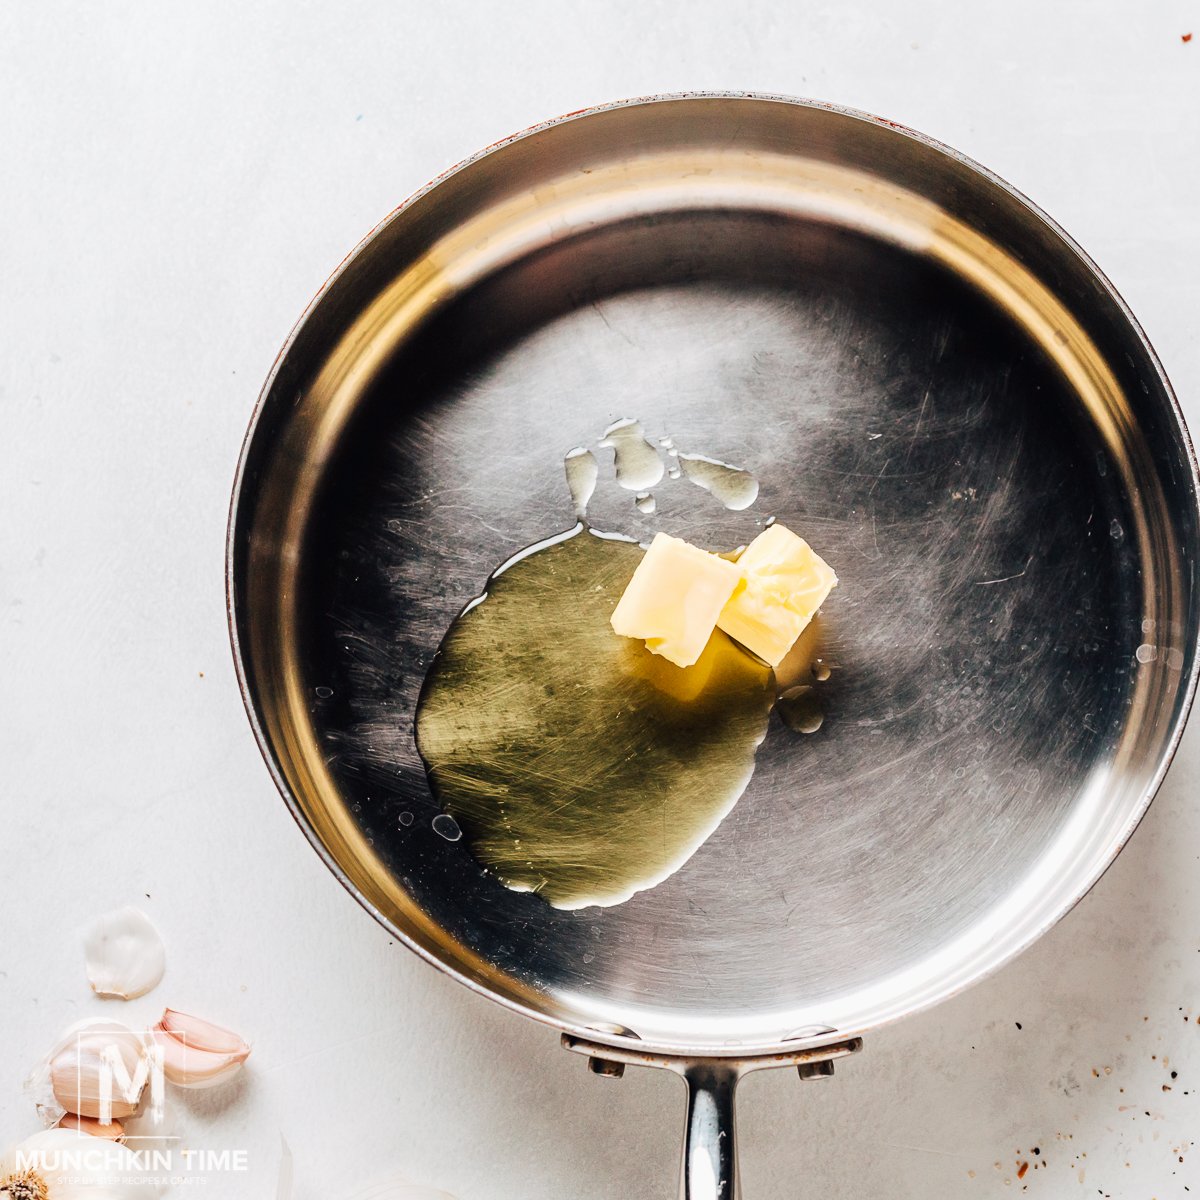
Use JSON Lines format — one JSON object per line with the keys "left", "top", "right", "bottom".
{"left": 3, "top": 2, "right": 1200, "bottom": 1197}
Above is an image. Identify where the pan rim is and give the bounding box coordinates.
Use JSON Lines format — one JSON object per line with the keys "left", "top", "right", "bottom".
{"left": 226, "top": 90, "right": 1200, "bottom": 1059}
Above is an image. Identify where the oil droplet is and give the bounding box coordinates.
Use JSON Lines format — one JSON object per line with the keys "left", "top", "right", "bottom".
{"left": 678, "top": 453, "right": 759, "bottom": 510}
{"left": 398, "top": 811, "right": 414, "bottom": 827}
{"left": 1109, "top": 518, "right": 1124, "bottom": 542}
{"left": 635, "top": 492, "right": 656, "bottom": 515}
{"left": 667, "top": 464, "right": 682, "bottom": 479}
{"left": 658, "top": 435, "right": 675, "bottom": 449}
{"left": 564, "top": 446, "right": 599, "bottom": 520}
{"left": 314, "top": 685, "right": 334, "bottom": 698}
{"left": 1141, "top": 617, "right": 1156, "bottom": 633}
{"left": 432, "top": 813, "right": 463, "bottom": 841}
{"left": 416, "top": 528, "right": 773, "bottom": 909}
{"left": 813, "top": 661, "right": 832, "bottom": 682}
{"left": 778, "top": 685, "right": 824, "bottom": 734}
{"left": 1135, "top": 643, "right": 1157, "bottom": 664}
{"left": 600, "top": 419, "right": 664, "bottom": 491}
{"left": 1166, "top": 647, "right": 1185, "bottom": 670}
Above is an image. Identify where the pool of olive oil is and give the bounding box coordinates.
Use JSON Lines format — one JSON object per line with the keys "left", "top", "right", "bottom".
{"left": 414, "top": 526, "right": 775, "bottom": 909}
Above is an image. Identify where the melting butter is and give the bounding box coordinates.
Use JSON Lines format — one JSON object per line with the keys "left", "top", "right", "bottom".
{"left": 600, "top": 418, "right": 665, "bottom": 491}
{"left": 414, "top": 527, "right": 774, "bottom": 910}
{"left": 678, "top": 453, "right": 759, "bottom": 510}
{"left": 777, "top": 685, "right": 825, "bottom": 734}
{"left": 564, "top": 446, "right": 598, "bottom": 519}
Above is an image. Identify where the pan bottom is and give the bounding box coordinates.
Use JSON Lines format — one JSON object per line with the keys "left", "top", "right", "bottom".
{"left": 285, "top": 203, "right": 1150, "bottom": 1046}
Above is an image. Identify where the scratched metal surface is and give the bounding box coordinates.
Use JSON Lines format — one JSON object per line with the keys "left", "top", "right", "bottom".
{"left": 229, "top": 97, "right": 1199, "bottom": 1054}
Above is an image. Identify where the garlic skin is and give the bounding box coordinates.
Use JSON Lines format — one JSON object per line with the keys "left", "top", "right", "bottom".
{"left": 83, "top": 908, "right": 166, "bottom": 1000}
{"left": 0, "top": 1127, "right": 163, "bottom": 1198}
{"left": 57, "top": 1112, "right": 126, "bottom": 1141}
{"left": 149, "top": 1009, "right": 250, "bottom": 1089}
{"left": 276, "top": 1136, "right": 293, "bottom": 1200}
{"left": 44, "top": 1020, "right": 151, "bottom": 1121}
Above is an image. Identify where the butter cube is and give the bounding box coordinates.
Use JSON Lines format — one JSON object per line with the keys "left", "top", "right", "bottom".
{"left": 717, "top": 524, "right": 837, "bottom": 666}
{"left": 610, "top": 532, "right": 741, "bottom": 668}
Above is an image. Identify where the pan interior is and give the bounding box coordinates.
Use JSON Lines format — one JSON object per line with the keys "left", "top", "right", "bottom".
{"left": 234, "top": 105, "right": 1196, "bottom": 1054}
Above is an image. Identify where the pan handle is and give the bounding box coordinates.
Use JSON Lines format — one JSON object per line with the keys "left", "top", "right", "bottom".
{"left": 680, "top": 1062, "right": 740, "bottom": 1200}
{"left": 562, "top": 1031, "right": 861, "bottom": 1198}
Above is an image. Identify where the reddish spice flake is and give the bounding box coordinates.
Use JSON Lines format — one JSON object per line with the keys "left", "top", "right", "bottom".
{"left": 1183, "top": 32, "right": 1193, "bottom": 42}
{"left": 1017, "top": 1161, "right": 1030, "bottom": 1179}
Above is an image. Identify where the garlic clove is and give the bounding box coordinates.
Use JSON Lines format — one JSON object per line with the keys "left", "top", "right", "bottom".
{"left": 25, "top": 1016, "right": 129, "bottom": 1125}
{"left": 46, "top": 1020, "right": 150, "bottom": 1119}
{"left": 151, "top": 1008, "right": 250, "bottom": 1089}
{"left": 149, "top": 1030, "right": 244, "bottom": 1089}
{"left": 159, "top": 1008, "right": 249, "bottom": 1056}
{"left": 58, "top": 1112, "right": 126, "bottom": 1141}
{"left": 83, "top": 907, "right": 166, "bottom": 1000}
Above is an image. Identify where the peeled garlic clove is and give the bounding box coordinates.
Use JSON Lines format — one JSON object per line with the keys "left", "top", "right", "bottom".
{"left": 83, "top": 907, "right": 166, "bottom": 999}
{"left": 46, "top": 1020, "right": 150, "bottom": 1119}
{"left": 58, "top": 1111, "right": 126, "bottom": 1140}
{"left": 151, "top": 1008, "right": 250, "bottom": 1089}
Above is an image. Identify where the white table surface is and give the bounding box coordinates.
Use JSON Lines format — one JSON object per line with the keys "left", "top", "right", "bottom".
{"left": 3, "top": 2, "right": 1199, "bottom": 1196}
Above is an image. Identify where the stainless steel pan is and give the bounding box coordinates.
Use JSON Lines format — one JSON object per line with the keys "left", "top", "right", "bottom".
{"left": 227, "top": 94, "right": 1200, "bottom": 1198}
